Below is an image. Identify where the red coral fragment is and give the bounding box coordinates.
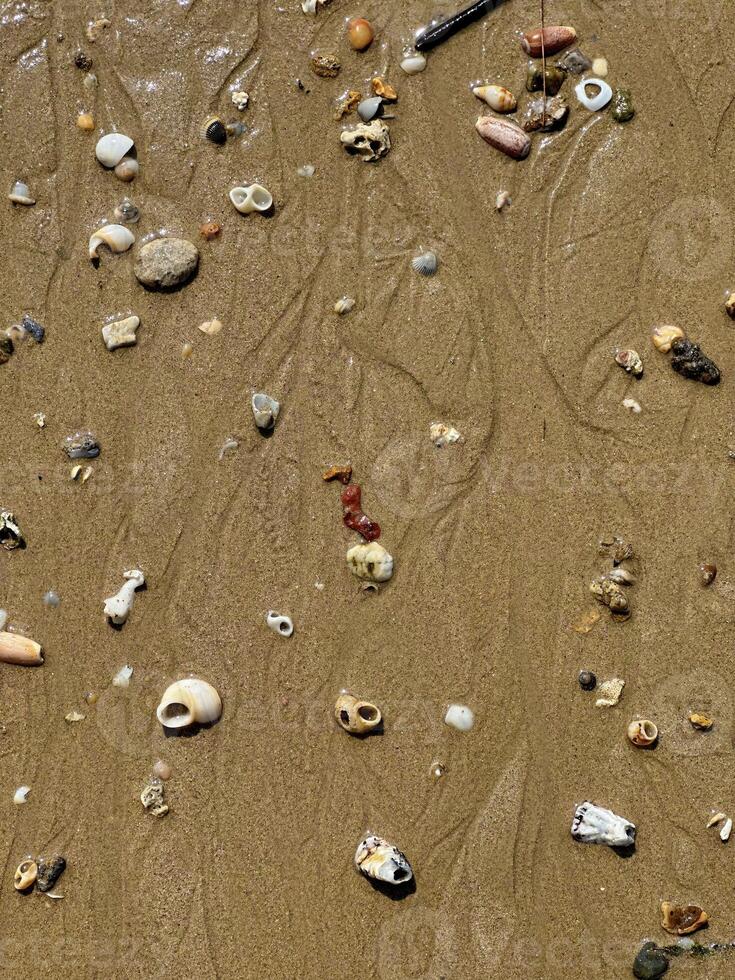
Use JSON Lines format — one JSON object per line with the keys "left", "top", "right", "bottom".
{"left": 340, "top": 484, "right": 381, "bottom": 542}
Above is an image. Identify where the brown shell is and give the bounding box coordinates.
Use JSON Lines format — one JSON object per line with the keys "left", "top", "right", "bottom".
{"left": 521, "top": 25, "right": 577, "bottom": 58}
{"left": 660, "top": 902, "right": 708, "bottom": 935}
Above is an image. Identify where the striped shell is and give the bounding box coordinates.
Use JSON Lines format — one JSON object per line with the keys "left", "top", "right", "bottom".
{"left": 472, "top": 84, "right": 517, "bottom": 113}
{"left": 411, "top": 250, "right": 438, "bottom": 276}
{"left": 202, "top": 116, "right": 227, "bottom": 145}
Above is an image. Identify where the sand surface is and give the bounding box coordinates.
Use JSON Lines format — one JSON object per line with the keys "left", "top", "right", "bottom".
{"left": 1, "top": 0, "right": 735, "bottom": 977}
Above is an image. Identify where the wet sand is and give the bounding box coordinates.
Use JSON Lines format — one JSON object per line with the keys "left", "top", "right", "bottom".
{"left": 1, "top": 0, "right": 735, "bottom": 976}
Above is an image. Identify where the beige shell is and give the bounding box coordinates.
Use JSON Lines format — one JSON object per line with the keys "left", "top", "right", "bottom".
{"left": 0, "top": 631, "right": 43, "bottom": 666}
{"left": 102, "top": 315, "right": 140, "bottom": 350}
{"left": 229, "top": 184, "right": 272, "bottom": 214}
{"left": 89, "top": 223, "right": 135, "bottom": 260}
{"left": 14, "top": 859, "right": 37, "bottom": 891}
{"left": 114, "top": 157, "right": 139, "bottom": 182}
{"left": 475, "top": 115, "right": 531, "bottom": 160}
{"left": 472, "top": 84, "right": 517, "bottom": 112}
{"left": 627, "top": 719, "right": 658, "bottom": 747}
{"left": 335, "top": 693, "right": 382, "bottom": 735}
{"left": 95, "top": 132, "right": 134, "bottom": 168}
{"left": 346, "top": 541, "right": 394, "bottom": 582}
{"left": 156, "top": 678, "right": 222, "bottom": 729}
{"left": 651, "top": 324, "right": 685, "bottom": 353}
{"left": 660, "top": 902, "right": 708, "bottom": 936}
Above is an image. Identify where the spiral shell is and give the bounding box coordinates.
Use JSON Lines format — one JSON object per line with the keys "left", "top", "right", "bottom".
{"left": 472, "top": 84, "right": 517, "bottom": 113}
{"left": 627, "top": 719, "right": 658, "bottom": 747}
{"left": 335, "top": 693, "right": 382, "bottom": 734}
{"left": 156, "top": 678, "right": 222, "bottom": 729}
{"left": 95, "top": 132, "right": 134, "bottom": 168}
{"left": 229, "top": 184, "right": 273, "bottom": 214}
{"left": 202, "top": 116, "right": 227, "bottom": 145}
{"left": 89, "top": 223, "right": 135, "bottom": 261}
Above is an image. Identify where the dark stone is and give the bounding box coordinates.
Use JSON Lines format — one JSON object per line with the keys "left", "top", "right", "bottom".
{"left": 73, "top": 50, "right": 92, "bottom": 71}
{"left": 526, "top": 63, "right": 566, "bottom": 95}
{"left": 578, "top": 670, "right": 596, "bottom": 691}
{"left": 633, "top": 943, "right": 668, "bottom": 978}
{"left": 670, "top": 339, "right": 720, "bottom": 385}
{"left": 0, "top": 335, "right": 13, "bottom": 365}
{"left": 36, "top": 854, "right": 66, "bottom": 893}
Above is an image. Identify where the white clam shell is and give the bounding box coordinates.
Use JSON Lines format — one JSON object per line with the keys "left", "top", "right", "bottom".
{"left": 266, "top": 611, "right": 293, "bottom": 637}
{"left": 346, "top": 541, "right": 394, "bottom": 582}
{"left": 355, "top": 834, "right": 413, "bottom": 884}
{"left": 252, "top": 392, "right": 280, "bottom": 431}
{"left": 411, "top": 250, "right": 437, "bottom": 276}
{"left": 574, "top": 77, "right": 613, "bottom": 111}
{"left": 95, "top": 132, "right": 135, "bottom": 168}
{"left": 89, "top": 223, "right": 135, "bottom": 260}
{"left": 13, "top": 785, "right": 30, "bottom": 805}
{"left": 229, "top": 184, "right": 273, "bottom": 214}
{"left": 571, "top": 801, "right": 636, "bottom": 848}
{"left": 444, "top": 703, "right": 474, "bottom": 731}
{"left": 400, "top": 50, "right": 426, "bottom": 74}
{"left": 157, "top": 678, "right": 222, "bottom": 729}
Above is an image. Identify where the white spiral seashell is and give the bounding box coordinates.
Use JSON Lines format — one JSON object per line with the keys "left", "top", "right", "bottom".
{"left": 89, "top": 223, "right": 135, "bottom": 260}
{"left": 411, "top": 250, "right": 438, "bottom": 276}
{"left": 229, "top": 184, "right": 273, "bottom": 214}
{"left": 95, "top": 132, "right": 134, "bottom": 168}
{"left": 266, "top": 611, "right": 293, "bottom": 637}
{"left": 156, "top": 678, "right": 222, "bottom": 729}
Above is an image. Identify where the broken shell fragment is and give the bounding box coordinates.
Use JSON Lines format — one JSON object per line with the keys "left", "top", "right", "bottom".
{"left": 89, "top": 223, "right": 135, "bottom": 261}
{"left": 13, "top": 786, "right": 30, "bottom": 804}
{"left": 495, "top": 190, "right": 511, "bottom": 210}
{"left": 575, "top": 77, "right": 613, "bottom": 112}
{"left": 411, "top": 250, "right": 438, "bottom": 276}
{"left": 725, "top": 292, "right": 735, "bottom": 318}
{"left": 571, "top": 801, "right": 636, "bottom": 848}
{"left": 595, "top": 677, "right": 625, "bottom": 707}
{"left": 200, "top": 221, "right": 221, "bottom": 240}
{"left": 8, "top": 180, "right": 35, "bottom": 205}
{"left": 95, "top": 132, "right": 134, "bottom": 168}
{"left": 688, "top": 712, "right": 713, "bottom": 730}
{"left": 36, "top": 855, "right": 66, "bottom": 893}
{"left": 590, "top": 576, "right": 629, "bottom": 615}
{"left": 14, "top": 859, "right": 37, "bottom": 891}
{"left": 522, "top": 94, "right": 569, "bottom": 133}
{"left": 627, "top": 719, "right": 658, "bottom": 748}
{"left": 251, "top": 392, "right": 280, "bottom": 432}
{"left": 114, "top": 157, "right": 139, "bottom": 182}
{"left": 229, "top": 184, "right": 273, "bottom": 214}
{"left": 202, "top": 116, "right": 227, "bottom": 145}
{"left": 156, "top": 677, "right": 222, "bottom": 729}
{"left": 340, "top": 119, "right": 391, "bottom": 161}
{"left": 65, "top": 710, "right": 85, "bottom": 723}
{"left": 322, "top": 463, "right": 352, "bottom": 484}
{"left": 334, "top": 295, "right": 355, "bottom": 315}
{"left": 102, "top": 314, "right": 140, "bottom": 350}
{"left": 63, "top": 430, "right": 99, "bottom": 459}
{"left": 198, "top": 318, "right": 222, "bottom": 336}
{"left": 721, "top": 818, "right": 732, "bottom": 842}
{"left": 0, "top": 632, "right": 43, "bottom": 665}
{"left": 266, "top": 611, "right": 293, "bottom": 637}
{"left": 444, "top": 703, "right": 475, "bottom": 731}
{"left": 0, "top": 510, "right": 24, "bottom": 549}
{"left": 472, "top": 84, "right": 517, "bottom": 112}
{"left": 670, "top": 338, "right": 720, "bottom": 385}
{"left": 606, "top": 567, "right": 635, "bottom": 585}
{"left": 521, "top": 25, "right": 577, "bottom": 57}
{"left": 430, "top": 421, "right": 462, "bottom": 447}
{"left": 335, "top": 693, "right": 382, "bottom": 734}
{"left": 341, "top": 484, "right": 381, "bottom": 541}
{"left": 103, "top": 569, "right": 145, "bottom": 625}
{"left": 371, "top": 77, "right": 397, "bottom": 101}
{"left": 707, "top": 812, "right": 726, "bottom": 829}
{"left": 660, "top": 902, "right": 708, "bottom": 936}
{"left": 112, "top": 664, "right": 133, "bottom": 688}
{"left": 335, "top": 89, "right": 361, "bottom": 119}
{"left": 355, "top": 834, "right": 413, "bottom": 885}
{"left": 615, "top": 348, "right": 643, "bottom": 376}
{"left": 475, "top": 115, "right": 531, "bottom": 160}
{"left": 141, "top": 779, "right": 169, "bottom": 817}
{"left": 346, "top": 541, "right": 393, "bottom": 582}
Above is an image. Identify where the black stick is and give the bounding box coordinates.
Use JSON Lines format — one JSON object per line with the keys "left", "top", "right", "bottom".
{"left": 414, "top": 0, "right": 502, "bottom": 52}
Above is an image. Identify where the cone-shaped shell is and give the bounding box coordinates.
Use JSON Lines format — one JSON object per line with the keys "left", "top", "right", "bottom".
{"left": 95, "top": 132, "right": 134, "bottom": 168}
{"left": 521, "top": 25, "right": 577, "bottom": 57}
{"left": 0, "top": 631, "right": 43, "bottom": 665}
{"left": 335, "top": 693, "right": 382, "bottom": 734}
{"left": 472, "top": 84, "right": 517, "bottom": 112}
{"left": 475, "top": 116, "right": 531, "bottom": 160}
{"left": 355, "top": 834, "right": 413, "bottom": 884}
{"left": 89, "top": 224, "right": 135, "bottom": 260}
{"left": 156, "top": 678, "right": 222, "bottom": 729}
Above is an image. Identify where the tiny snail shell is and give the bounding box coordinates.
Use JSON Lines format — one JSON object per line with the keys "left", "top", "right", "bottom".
{"left": 651, "top": 324, "right": 685, "bottom": 353}
{"left": 114, "top": 157, "right": 139, "bottom": 182}
{"left": 95, "top": 132, "right": 134, "bottom": 168}
{"left": 202, "top": 116, "right": 227, "bottom": 145}
{"left": 8, "top": 181, "right": 35, "bottom": 205}
{"left": 229, "top": 184, "right": 273, "bottom": 214}
{"left": 335, "top": 693, "right": 382, "bottom": 735}
{"left": 400, "top": 49, "right": 426, "bottom": 74}
{"left": 89, "top": 223, "right": 135, "bottom": 261}
{"left": 113, "top": 197, "right": 139, "bottom": 223}
{"left": 472, "top": 84, "right": 517, "bottom": 113}
{"left": 627, "top": 719, "right": 658, "bottom": 747}
{"left": 14, "top": 859, "right": 37, "bottom": 891}
{"left": 156, "top": 678, "right": 222, "bottom": 730}
{"left": 266, "top": 611, "right": 294, "bottom": 637}
{"left": 412, "top": 250, "right": 438, "bottom": 276}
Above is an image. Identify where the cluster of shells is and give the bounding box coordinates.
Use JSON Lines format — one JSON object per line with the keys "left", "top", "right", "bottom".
{"left": 589, "top": 535, "right": 636, "bottom": 620}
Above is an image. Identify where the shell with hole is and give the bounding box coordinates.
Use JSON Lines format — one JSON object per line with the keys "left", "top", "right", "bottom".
{"left": 229, "top": 184, "right": 272, "bottom": 214}
{"left": 335, "top": 693, "right": 382, "bottom": 735}
{"left": 627, "top": 719, "right": 658, "bottom": 747}
{"left": 156, "top": 678, "right": 222, "bottom": 729}
{"left": 571, "top": 801, "right": 636, "bottom": 848}
{"left": 14, "top": 859, "right": 37, "bottom": 891}
{"left": 0, "top": 631, "right": 43, "bottom": 666}
{"left": 95, "top": 132, "right": 134, "bottom": 168}
{"left": 266, "top": 611, "right": 293, "bottom": 637}
{"left": 354, "top": 834, "right": 413, "bottom": 885}
{"left": 89, "top": 224, "right": 135, "bottom": 261}
{"left": 346, "top": 541, "right": 393, "bottom": 582}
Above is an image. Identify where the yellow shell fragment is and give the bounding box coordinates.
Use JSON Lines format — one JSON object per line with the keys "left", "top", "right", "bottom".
{"left": 688, "top": 712, "right": 713, "bottom": 731}
{"left": 14, "top": 859, "right": 37, "bottom": 891}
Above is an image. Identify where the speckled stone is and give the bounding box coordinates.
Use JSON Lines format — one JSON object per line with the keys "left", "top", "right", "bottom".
{"left": 633, "top": 942, "right": 668, "bottom": 979}
{"left": 134, "top": 237, "right": 199, "bottom": 290}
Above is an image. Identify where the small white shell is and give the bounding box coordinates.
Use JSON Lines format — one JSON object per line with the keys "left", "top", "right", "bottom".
{"left": 252, "top": 392, "right": 280, "bottom": 431}
{"left": 357, "top": 96, "right": 382, "bottom": 122}
{"left": 114, "top": 157, "right": 139, "bottom": 182}
{"left": 444, "top": 703, "right": 474, "bottom": 731}
{"left": 156, "top": 678, "right": 222, "bottom": 729}
{"left": 89, "top": 224, "right": 135, "bottom": 260}
{"left": 575, "top": 77, "right": 613, "bottom": 111}
{"left": 430, "top": 421, "right": 462, "bottom": 447}
{"left": 229, "top": 184, "right": 273, "bottom": 214}
{"left": 112, "top": 664, "right": 133, "bottom": 688}
{"left": 355, "top": 834, "right": 413, "bottom": 884}
{"left": 297, "top": 164, "right": 315, "bottom": 177}
{"left": 13, "top": 786, "right": 30, "bottom": 805}
{"left": 721, "top": 817, "right": 732, "bottom": 842}
{"left": 95, "top": 132, "right": 134, "bottom": 168}
{"left": 103, "top": 569, "right": 145, "bottom": 624}
{"left": 334, "top": 295, "right": 355, "bottom": 315}
{"left": 400, "top": 49, "right": 426, "bottom": 74}
{"left": 622, "top": 397, "right": 642, "bottom": 414}
{"left": 412, "top": 250, "right": 438, "bottom": 276}
{"left": 8, "top": 180, "right": 35, "bottom": 205}
{"left": 346, "top": 541, "right": 394, "bottom": 582}
{"left": 266, "top": 611, "right": 293, "bottom": 637}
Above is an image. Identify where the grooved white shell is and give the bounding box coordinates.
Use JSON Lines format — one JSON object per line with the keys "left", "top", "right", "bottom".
{"left": 89, "top": 224, "right": 135, "bottom": 260}
{"left": 95, "top": 133, "right": 134, "bottom": 168}
{"left": 229, "top": 184, "right": 273, "bottom": 214}
{"left": 411, "top": 250, "right": 437, "bottom": 276}
{"left": 156, "top": 678, "right": 222, "bottom": 729}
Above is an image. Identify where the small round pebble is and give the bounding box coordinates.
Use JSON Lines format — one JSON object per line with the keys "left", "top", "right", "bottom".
{"left": 699, "top": 562, "right": 717, "bottom": 586}
{"left": 632, "top": 942, "right": 668, "bottom": 979}
{"left": 153, "top": 759, "right": 172, "bottom": 781}
{"left": 578, "top": 670, "right": 597, "bottom": 691}
{"left": 134, "top": 237, "right": 199, "bottom": 291}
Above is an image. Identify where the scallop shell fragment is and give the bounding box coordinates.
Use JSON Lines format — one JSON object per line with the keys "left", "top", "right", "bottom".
{"left": 472, "top": 84, "right": 517, "bottom": 112}
{"left": 8, "top": 180, "right": 35, "bottom": 205}
{"left": 346, "top": 541, "right": 393, "bottom": 582}
{"left": 355, "top": 834, "right": 413, "bottom": 885}
{"left": 95, "top": 132, "right": 134, "bottom": 168}
{"left": 89, "top": 223, "right": 135, "bottom": 261}
{"left": 571, "top": 801, "right": 636, "bottom": 848}
{"left": 411, "top": 250, "right": 438, "bottom": 276}
{"left": 202, "top": 116, "right": 227, "bottom": 145}
{"left": 229, "top": 184, "right": 273, "bottom": 214}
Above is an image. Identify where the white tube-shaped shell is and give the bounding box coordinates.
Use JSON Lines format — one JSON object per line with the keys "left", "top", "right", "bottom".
{"left": 355, "top": 834, "right": 413, "bottom": 884}
{"left": 95, "top": 133, "right": 134, "bottom": 167}
{"left": 229, "top": 184, "right": 273, "bottom": 214}
{"left": 89, "top": 224, "right": 135, "bottom": 260}
{"left": 104, "top": 569, "right": 145, "bottom": 624}
{"left": 156, "top": 678, "right": 222, "bottom": 729}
